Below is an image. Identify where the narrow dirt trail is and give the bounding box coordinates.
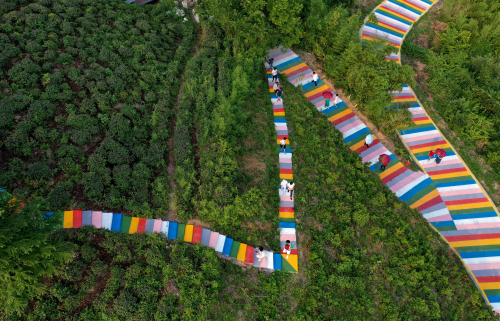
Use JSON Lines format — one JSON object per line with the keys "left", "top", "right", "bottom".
{"left": 295, "top": 51, "right": 404, "bottom": 162}
{"left": 164, "top": 8, "right": 202, "bottom": 221}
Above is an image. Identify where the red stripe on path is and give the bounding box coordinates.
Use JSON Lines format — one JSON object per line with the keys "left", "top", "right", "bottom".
{"left": 417, "top": 195, "right": 444, "bottom": 211}
{"left": 477, "top": 276, "right": 500, "bottom": 283}
{"left": 380, "top": 166, "right": 408, "bottom": 184}
{"left": 409, "top": 140, "right": 447, "bottom": 150}
{"left": 192, "top": 226, "right": 202, "bottom": 243}
{"left": 137, "top": 218, "right": 147, "bottom": 233}
{"left": 428, "top": 167, "right": 468, "bottom": 176}
{"left": 286, "top": 65, "right": 310, "bottom": 77}
{"left": 445, "top": 197, "right": 489, "bottom": 206}
{"left": 245, "top": 246, "right": 254, "bottom": 264}
{"left": 354, "top": 139, "right": 381, "bottom": 154}
{"left": 445, "top": 233, "right": 500, "bottom": 242}
{"left": 332, "top": 112, "right": 356, "bottom": 126}
{"left": 73, "top": 210, "right": 82, "bottom": 228}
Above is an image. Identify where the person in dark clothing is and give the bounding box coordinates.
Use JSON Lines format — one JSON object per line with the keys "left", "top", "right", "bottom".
{"left": 268, "top": 57, "right": 274, "bottom": 70}
{"left": 276, "top": 88, "right": 283, "bottom": 101}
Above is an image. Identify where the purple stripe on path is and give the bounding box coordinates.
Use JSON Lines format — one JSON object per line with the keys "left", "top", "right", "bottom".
{"left": 336, "top": 115, "right": 361, "bottom": 130}
{"left": 427, "top": 214, "right": 453, "bottom": 222}
{"left": 441, "top": 193, "right": 487, "bottom": 202}
{"left": 440, "top": 227, "right": 500, "bottom": 237}
{"left": 386, "top": 169, "right": 414, "bottom": 188}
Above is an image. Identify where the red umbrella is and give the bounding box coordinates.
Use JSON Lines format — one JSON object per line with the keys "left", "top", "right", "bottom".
{"left": 322, "top": 91, "right": 333, "bottom": 99}
{"left": 435, "top": 148, "right": 446, "bottom": 157}
{"left": 379, "top": 154, "right": 391, "bottom": 165}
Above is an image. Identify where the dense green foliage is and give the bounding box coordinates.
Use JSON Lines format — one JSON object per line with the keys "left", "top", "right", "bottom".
{"left": 297, "top": 0, "right": 416, "bottom": 118}
{"left": 0, "top": 193, "right": 72, "bottom": 316}
{"left": 199, "top": 0, "right": 303, "bottom": 58}
{"left": 0, "top": 0, "right": 195, "bottom": 215}
{"left": 403, "top": 0, "right": 500, "bottom": 181}
{"left": 7, "top": 226, "right": 290, "bottom": 321}
{"left": 174, "top": 24, "right": 279, "bottom": 245}
{"left": 281, "top": 76, "right": 496, "bottom": 320}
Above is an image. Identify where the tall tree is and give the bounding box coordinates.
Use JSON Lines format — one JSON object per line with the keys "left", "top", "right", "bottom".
{"left": 199, "top": 0, "right": 303, "bottom": 58}
{"left": 0, "top": 192, "right": 73, "bottom": 316}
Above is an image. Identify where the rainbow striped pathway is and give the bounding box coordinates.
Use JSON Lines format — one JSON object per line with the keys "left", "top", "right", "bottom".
{"left": 266, "top": 65, "right": 299, "bottom": 273}
{"left": 394, "top": 87, "right": 500, "bottom": 309}
{"left": 361, "top": 0, "right": 500, "bottom": 311}
{"left": 360, "top": 0, "right": 437, "bottom": 63}
{"left": 60, "top": 210, "right": 282, "bottom": 271}
{"left": 267, "top": 47, "right": 449, "bottom": 224}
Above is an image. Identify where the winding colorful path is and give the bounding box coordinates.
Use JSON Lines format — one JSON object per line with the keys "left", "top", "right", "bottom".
{"left": 57, "top": 65, "right": 300, "bottom": 273}
{"left": 361, "top": 0, "right": 500, "bottom": 312}
{"left": 267, "top": 47, "right": 448, "bottom": 224}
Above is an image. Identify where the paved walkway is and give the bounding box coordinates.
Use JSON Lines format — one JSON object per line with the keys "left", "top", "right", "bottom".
{"left": 267, "top": 47, "right": 447, "bottom": 224}
{"left": 361, "top": 0, "right": 500, "bottom": 312}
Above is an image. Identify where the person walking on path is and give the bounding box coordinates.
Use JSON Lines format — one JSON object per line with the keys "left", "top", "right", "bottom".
{"left": 256, "top": 246, "right": 267, "bottom": 262}
{"left": 268, "top": 57, "right": 274, "bottom": 70}
{"left": 283, "top": 240, "right": 293, "bottom": 259}
{"left": 435, "top": 155, "right": 444, "bottom": 167}
{"left": 273, "top": 82, "right": 279, "bottom": 95}
{"left": 322, "top": 90, "right": 334, "bottom": 108}
{"left": 276, "top": 87, "right": 283, "bottom": 101}
{"left": 280, "top": 179, "right": 288, "bottom": 194}
{"left": 333, "top": 94, "right": 340, "bottom": 108}
{"left": 434, "top": 148, "right": 446, "bottom": 167}
{"left": 428, "top": 149, "right": 436, "bottom": 161}
{"left": 365, "top": 134, "right": 373, "bottom": 149}
{"left": 287, "top": 181, "right": 295, "bottom": 200}
{"left": 379, "top": 154, "right": 390, "bottom": 172}
{"left": 272, "top": 67, "right": 279, "bottom": 82}
{"left": 311, "top": 72, "right": 318, "bottom": 86}
{"left": 280, "top": 137, "right": 287, "bottom": 154}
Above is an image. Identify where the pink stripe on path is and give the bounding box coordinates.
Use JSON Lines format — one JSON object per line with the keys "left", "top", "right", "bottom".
{"left": 153, "top": 219, "right": 162, "bottom": 233}
{"left": 275, "top": 126, "right": 288, "bottom": 131}
{"left": 440, "top": 188, "right": 483, "bottom": 197}
{"left": 457, "top": 223, "right": 500, "bottom": 230}
{"left": 390, "top": 172, "right": 425, "bottom": 193}
{"left": 208, "top": 232, "right": 219, "bottom": 248}
{"left": 280, "top": 233, "right": 296, "bottom": 241}
{"left": 279, "top": 158, "right": 292, "bottom": 163}
{"left": 92, "top": 211, "right": 102, "bottom": 228}
{"left": 362, "top": 146, "right": 387, "bottom": 163}
{"left": 291, "top": 72, "right": 313, "bottom": 85}
{"left": 404, "top": 132, "right": 443, "bottom": 143}
{"left": 338, "top": 119, "right": 363, "bottom": 133}
{"left": 469, "top": 263, "right": 500, "bottom": 270}
{"left": 427, "top": 214, "right": 453, "bottom": 222}
{"left": 274, "top": 51, "right": 296, "bottom": 62}
{"left": 421, "top": 159, "right": 462, "bottom": 168}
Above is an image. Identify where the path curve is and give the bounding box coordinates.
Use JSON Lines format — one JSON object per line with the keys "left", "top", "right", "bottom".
{"left": 361, "top": 0, "right": 500, "bottom": 312}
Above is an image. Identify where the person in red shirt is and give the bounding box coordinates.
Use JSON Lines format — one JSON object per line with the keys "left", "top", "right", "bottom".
{"left": 428, "top": 150, "right": 436, "bottom": 161}
{"left": 283, "top": 240, "right": 293, "bottom": 259}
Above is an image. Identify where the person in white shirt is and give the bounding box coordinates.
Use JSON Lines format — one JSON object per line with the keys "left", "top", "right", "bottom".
{"left": 272, "top": 68, "right": 278, "bottom": 82}
{"left": 311, "top": 72, "right": 318, "bottom": 86}
{"left": 280, "top": 137, "right": 287, "bottom": 153}
{"left": 256, "top": 246, "right": 267, "bottom": 262}
{"left": 273, "top": 82, "right": 279, "bottom": 95}
{"left": 287, "top": 181, "right": 295, "bottom": 200}
{"left": 280, "top": 179, "right": 288, "bottom": 195}
{"left": 333, "top": 94, "right": 340, "bottom": 108}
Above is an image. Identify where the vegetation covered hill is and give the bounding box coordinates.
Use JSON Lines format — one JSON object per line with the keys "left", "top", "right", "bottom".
{"left": 402, "top": 0, "right": 500, "bottom": 198}
{"left": 1, "top": 0, "right": 498, "bottom": 319}
{"left": 0, "top": 0, "right": 195, "bottom": 216}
